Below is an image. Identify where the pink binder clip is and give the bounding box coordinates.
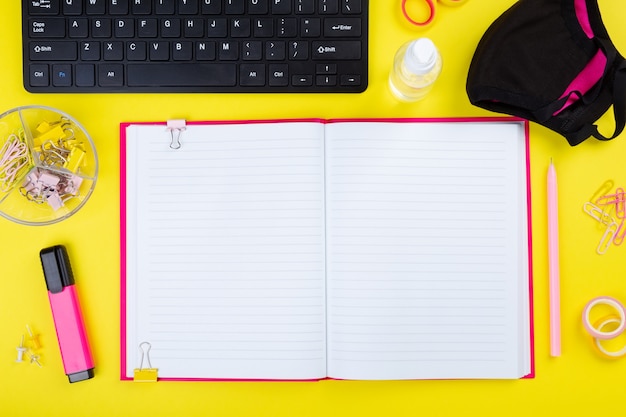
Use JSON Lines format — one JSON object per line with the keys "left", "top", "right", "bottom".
{"left": 166, "top": 119, "right": 186, "bottom": 150}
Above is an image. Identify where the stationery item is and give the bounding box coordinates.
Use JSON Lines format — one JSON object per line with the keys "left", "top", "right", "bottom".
{"left": 467, "top": 0, "right": 626, "bottom": 146}
{"left": 401, "top": 0, "right": 467, "bottom": 27}
{"left": 40, "top": 245, "right": 94, "bottom": 383}
{"left": 133, "top": 343, "right": 158, "bottom": 383}
{"left": 547, "top": 160, "right": 560, "bottom": 357}
{"left": 582, "top": 296, "right": 626, "bottom": 358}
{"left": 15, "top": 336, "right": 27, "bottom": 363}
{"left": 582, "top": 181, "right": 626, "bottom": 254}
{"left": 121, "top": 118, "right": 534, "bottom": 381}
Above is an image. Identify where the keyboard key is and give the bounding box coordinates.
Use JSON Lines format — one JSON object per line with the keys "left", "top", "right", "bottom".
{"left": 109, "top": 0, "right": 129, "bottom": 15}
{"left": 86, "top": 0, "right": 106, "bottom": 15}
{"left": 178, "top": 0, "right": 198, "bottom": 14}
{"left": 342, "top": 0, "right": 362, "bottom": 14}
{"left": 292, "top": 74, "right": 312, "bottom": 86}
{"left": 92, "top": 19, "right": 112, "bottom": 38}
{"left": 319, "top": 0, "right": 339, "bottom": 14}
{"left": 149, "top": 41, "right": 170, "bottom": 60}
{"left": 312, "top": 41, "right": 361, "bottom": 60}
{"left": 269, "top": 64, "right": 288, "bottom": 86}
{"left": 103, "top": 41, "right": 124, "bottom": 60}
{"left": 248, "top": 0, "right": 268, "bottom": 14}
{"left": 138, "top": 18, "right": 158, "bottom": 37}
{"left": 29, "top": 41, "right": 77, "bottom": 61}
{"left": 76, "top": 64, "right": 95, "bottom": 86}
{"left": 132, "top": 0, "right": 152, "bottom": 15}
{"left": 127, "top": 63, "right": 237, "bottom": 86}
{"left": 173, "top": 41, "right": 193, "bottom": 60}
{"left": 127, "top": 41, "right": 147, "bottom": 60}
{"left": 99, "top": 64, "right": 124, "bottom": 86}
{"left": 272, "top": 0, "right": 291, "bottom": 14}
{"left": 29, "top": 18, "right": 65, "bottom": 38}
{"left": 316, "top": 74, "right": 336, "bottom": 86}
{"left": 29, "top": 0, "right": 60, "bottom": 15}
{"left": 240, "top": 64, "right": 266, "bottom": 86}
{"left": 81, "top": 41, "right": 101, "bottom": 60}
{"left": 324, "top": 18, "right": 361, "bottom": 37}
{"left": 63, "top": 0, "right": 82, "bottom": 15}
{"left": 68, "top": 18, "right": 89, "bottom": 38}
{"left": 29, "top": 64, "right": 49, "bottom": 86}
{"left": 52, "top": 64, "right": 72, "bottom": 86}
{"left": 340, "top": 74, "right": 361, "bottom": 86}
{"left": 225, "top": 0, "right": 245, "bottom": 14}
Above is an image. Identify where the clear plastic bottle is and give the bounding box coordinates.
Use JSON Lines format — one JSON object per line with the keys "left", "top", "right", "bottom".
{"left": 389, "top": 38, "right": 443, "bottom": 102}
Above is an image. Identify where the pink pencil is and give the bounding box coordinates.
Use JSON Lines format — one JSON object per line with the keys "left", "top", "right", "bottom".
{"left": 548, "top": 159, "right": 561, "bottom": 357}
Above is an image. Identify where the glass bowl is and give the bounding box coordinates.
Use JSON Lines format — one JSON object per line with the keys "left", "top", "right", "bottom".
{"left": 0, "top": 106, "right": 98, "bottom": 225}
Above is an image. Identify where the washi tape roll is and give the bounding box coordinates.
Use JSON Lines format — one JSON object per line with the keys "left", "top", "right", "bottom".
{"left": 582, "top": 296, "right": 626, "bottom": 340}
{"left": 592, "top": 316, "right": 626, "bottom": 358}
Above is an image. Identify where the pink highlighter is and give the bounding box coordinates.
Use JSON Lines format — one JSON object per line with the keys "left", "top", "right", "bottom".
{"left": 40, "top": 245, "right": 95, "bottom": 383}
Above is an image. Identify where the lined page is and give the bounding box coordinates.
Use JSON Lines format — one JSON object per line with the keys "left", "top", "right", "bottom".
{"left": 324, "top": 121, "right": 530, "bottom": 380}
{"left": 124, "top": 122, "right": 327, "bottom": 380}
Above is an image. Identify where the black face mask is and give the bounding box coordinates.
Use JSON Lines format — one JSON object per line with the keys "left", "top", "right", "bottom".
{"left": 466, "top": 0, "right": 626, "bottom": 146}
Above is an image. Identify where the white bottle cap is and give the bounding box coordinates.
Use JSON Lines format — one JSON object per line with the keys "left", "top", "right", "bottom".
{"left": 404, "top": 38, "right": 438, "bottom": 75}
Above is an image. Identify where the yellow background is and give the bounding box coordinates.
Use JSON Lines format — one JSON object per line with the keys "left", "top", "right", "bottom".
{"left": 2, "top": 1, "right": 626, "bottom": 415}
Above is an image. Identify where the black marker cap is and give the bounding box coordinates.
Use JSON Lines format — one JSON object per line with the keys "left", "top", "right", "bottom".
{"left": 40, "top": 245, "right": 75, "bottom": 294}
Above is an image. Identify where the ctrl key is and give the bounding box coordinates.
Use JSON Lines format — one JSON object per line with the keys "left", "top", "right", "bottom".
{"left": 29, "top": 64, "right": 49, "bottom": 87}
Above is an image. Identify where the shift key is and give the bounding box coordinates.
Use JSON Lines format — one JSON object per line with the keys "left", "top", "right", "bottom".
{"left": 312, "top": 41, "right": 361, "bottom": 60}
{"left": 29, "top": 41, "right": 77, "bottom": 61}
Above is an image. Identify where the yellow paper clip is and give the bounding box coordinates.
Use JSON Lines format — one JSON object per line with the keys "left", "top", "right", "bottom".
{"left": 133, "top": 342, "right": 158, "bottom": 382}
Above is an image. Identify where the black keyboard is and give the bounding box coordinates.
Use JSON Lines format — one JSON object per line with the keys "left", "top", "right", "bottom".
{"left": 22, "top": 0, "right": 368, "bottom": 93}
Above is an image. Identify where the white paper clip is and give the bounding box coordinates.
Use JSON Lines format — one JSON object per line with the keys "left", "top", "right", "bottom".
{"left": 597, "top": 220, "right": 619, "bottom": 255}
{"left": 133, "top": 342, "right": 158, "bottom": 382}
{"left": 166, "top": 119, "right": 186, "bottom": 150}
{"left": 583, "top": 202, "right": 615, "bottom": 225}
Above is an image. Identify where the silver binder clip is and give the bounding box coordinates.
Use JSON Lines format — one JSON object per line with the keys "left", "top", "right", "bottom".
{"left": 166, "top": 119, "right": 186, "bottom": 150}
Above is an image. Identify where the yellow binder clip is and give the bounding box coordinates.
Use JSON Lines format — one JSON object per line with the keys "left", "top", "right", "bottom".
{"left": 133, "top": 342, "right": 158, "bottom": 382}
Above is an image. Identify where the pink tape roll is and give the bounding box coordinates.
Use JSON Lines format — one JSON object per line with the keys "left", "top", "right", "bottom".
{"left": 582, "top": 296, "right": 626, "bottom": 340}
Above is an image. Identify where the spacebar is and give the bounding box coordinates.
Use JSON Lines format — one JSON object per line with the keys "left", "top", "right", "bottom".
{"left": 127, "top": 63, "right": 237, "bottom": 87}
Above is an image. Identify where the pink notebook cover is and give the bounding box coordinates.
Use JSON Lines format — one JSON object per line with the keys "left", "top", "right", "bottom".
{"left": 119, "top": 117, "right": 535, "bottom": 381}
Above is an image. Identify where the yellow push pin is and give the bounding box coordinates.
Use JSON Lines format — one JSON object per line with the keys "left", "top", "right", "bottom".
{"left": 26, "top": 325, "right": 41, "bottom": 350}
{"left": 133, "top": 342, "right": 158, "bottom": 382}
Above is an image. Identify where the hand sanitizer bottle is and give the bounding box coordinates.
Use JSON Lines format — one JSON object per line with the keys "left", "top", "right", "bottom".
{"left": 389, "top": 38, "right": 443, "bottom": 102}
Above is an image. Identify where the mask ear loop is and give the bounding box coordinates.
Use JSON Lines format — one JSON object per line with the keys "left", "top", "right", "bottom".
{"left": 401, "top": 0, "right": 437, "bottom": 27}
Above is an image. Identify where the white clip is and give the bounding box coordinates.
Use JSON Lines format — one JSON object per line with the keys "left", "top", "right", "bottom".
{"left": 166, "top": 119, "right": 186, "bottom": 150}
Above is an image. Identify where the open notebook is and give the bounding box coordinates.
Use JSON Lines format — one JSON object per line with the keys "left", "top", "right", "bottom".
{"left": 121, "top": 118, "right": 534, "bottom": 381}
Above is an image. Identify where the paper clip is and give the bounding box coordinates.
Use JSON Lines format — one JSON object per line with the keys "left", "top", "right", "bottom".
{"left": 0, "top": 134, "right": 29, "bottom": 192}
{"left": 613, "top": 218, "right": 626, "bottom": 246}
{"left": 583, "top": 202, "right": 615, "bottom": 225}
{"left": 133, "top": 342, "right": 158, "bottom": 382}
{"left": 589, "top": 180, "right": 615, "bottom": 203}
{"left": 597, "top": 220, "right": 619, "bottom": 254}
{"left": 166, "top": 119, "right": 186, "bottom": 150}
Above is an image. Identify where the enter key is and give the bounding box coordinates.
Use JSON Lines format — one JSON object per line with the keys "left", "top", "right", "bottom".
{"left": 324, "top": 18, "right": 362, "bottom": 37}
